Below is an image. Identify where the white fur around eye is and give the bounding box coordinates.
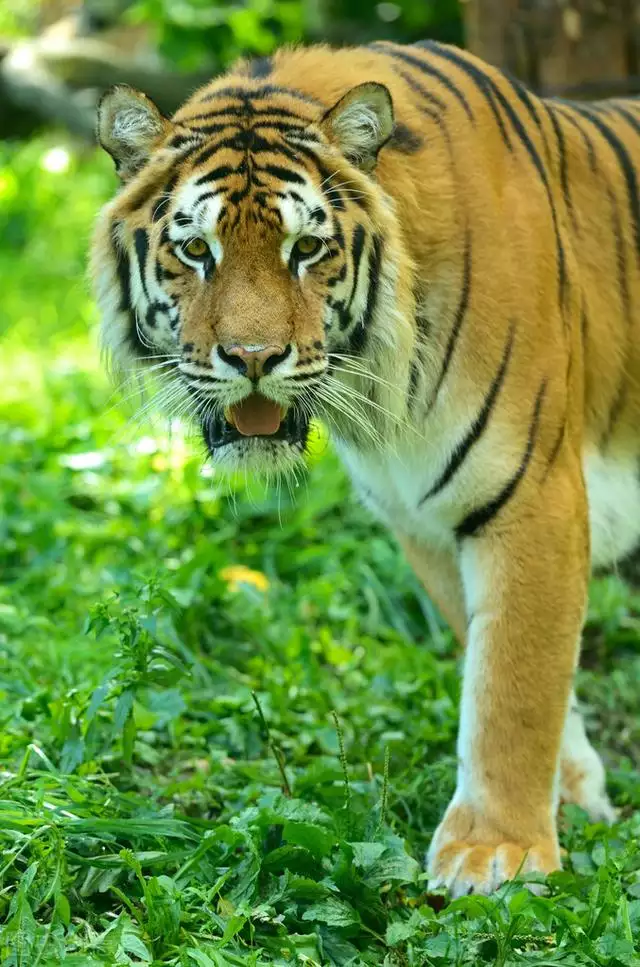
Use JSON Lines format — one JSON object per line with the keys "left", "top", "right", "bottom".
{"left": 281, "top": 236, "right": 329, "bottom": 277}
{"left": 173, "top": 242, "right": 209, "bottom": 268}
{"left": 165, "top": 182, "right": 224, "bottom": 270}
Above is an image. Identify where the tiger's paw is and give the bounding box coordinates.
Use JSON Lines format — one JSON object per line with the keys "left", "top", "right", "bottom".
{"left": 560, "top": 759, "right": 617, "bottom": 824}
{"left": 560, "top": 707, "right": 617, "bottom": 824}
{"left": 427, "top": 803, "right": 560, "bottom": 898}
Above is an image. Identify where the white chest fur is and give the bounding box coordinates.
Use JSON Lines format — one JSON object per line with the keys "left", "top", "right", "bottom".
{"left": 336, "top": 441, "right": 454, "bottom": 545}
{"left": 584, "top": 449, "right": 640, "bottom": 569}
{"left": 336, "top": 440, "right": 640, "bottom": 571}
{"left": 335, "top": 413, "right": 520, "bottom": 550}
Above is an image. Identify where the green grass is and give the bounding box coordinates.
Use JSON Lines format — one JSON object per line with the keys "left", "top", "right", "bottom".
{"left": 1, "top": 137, "right": 640, "bottom": 966}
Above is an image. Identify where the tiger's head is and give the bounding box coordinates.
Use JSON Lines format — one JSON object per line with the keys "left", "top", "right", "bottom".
{"left": 91, "top": 73, "right": 413, "bottom": 472}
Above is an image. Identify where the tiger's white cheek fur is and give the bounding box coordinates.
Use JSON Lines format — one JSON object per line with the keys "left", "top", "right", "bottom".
{"left": 129, "top": 251, "right": 180, "bottom": 356}
{"left": 94, "top": 264, "right": 127, "bottom": 362}
{"left": 92, "top": 209, "right": 131, "bottom": 364}
{"left": 94, "top": 209, "right": 182, "bottom": 366}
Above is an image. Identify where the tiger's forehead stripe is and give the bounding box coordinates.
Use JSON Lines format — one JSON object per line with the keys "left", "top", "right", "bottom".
{"left": 160, "top": 86, "right": 355, "bottom": 234}
{"left": 191, "top": 83, "right": 324, "bottom": 108}
{"left": 171, "top": 171, "right": 327, "bottom": 241}
{"left": 174, "top": 85, "right": 324, "bottom": 168}
{"left": 174, "top": 85, "right": 321, "bottom": 142}
{"left": 110, "top": 84, "right": 355, "bottom": 230}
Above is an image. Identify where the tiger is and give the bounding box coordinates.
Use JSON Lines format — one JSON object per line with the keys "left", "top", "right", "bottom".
{"left": 90, "top": 39, "right": 640, "bottom": 897}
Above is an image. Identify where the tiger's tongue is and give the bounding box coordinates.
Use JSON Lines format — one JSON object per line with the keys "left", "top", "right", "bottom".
{"left": 228, "top": 396, "right": 283, "bottom": 436}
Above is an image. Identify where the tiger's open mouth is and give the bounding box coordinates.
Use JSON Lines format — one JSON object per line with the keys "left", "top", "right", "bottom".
{"left": 203, "top": 394, "right": 310, "bottom": 451}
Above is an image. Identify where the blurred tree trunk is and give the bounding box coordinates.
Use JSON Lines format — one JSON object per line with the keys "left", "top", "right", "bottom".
{"left": 463, "top": 0, "right": 640, "bottom": 97}
{"left": 463, "top": 0, "right": 518, "bottom": 74}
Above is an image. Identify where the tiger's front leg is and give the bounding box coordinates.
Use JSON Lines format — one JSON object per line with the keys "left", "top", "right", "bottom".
{"left": 426, "top": 473, "right": 589, "bottom": 896}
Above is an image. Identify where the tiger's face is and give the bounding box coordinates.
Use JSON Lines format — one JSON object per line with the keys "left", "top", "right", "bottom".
{"left": 132, "top": 163, "right": 348, "bottom": 467}
{"left": 92, "top": 80, "right": 401, "bottom": 472}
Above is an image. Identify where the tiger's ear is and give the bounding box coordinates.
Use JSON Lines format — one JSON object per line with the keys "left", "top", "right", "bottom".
{"left": 97, "top": 86, "right": 171, "bottom": 180}
{"left": 320, "top": 82, "right": 394, "bottom": 172}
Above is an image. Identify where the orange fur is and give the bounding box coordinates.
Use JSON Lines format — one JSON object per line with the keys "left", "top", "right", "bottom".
{"left": 91, "top": 40, "right": 639, "bottom": 895}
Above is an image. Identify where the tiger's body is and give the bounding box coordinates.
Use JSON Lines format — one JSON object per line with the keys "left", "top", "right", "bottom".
{"left": 91, "top": 40, "right": 640, "bottom": 896}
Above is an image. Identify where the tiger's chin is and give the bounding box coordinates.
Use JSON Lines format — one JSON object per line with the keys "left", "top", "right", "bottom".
{"left": 202, "top": 409, "right": 310, "bottom": 475}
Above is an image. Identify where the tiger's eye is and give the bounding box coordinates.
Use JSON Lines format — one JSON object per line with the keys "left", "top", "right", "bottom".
{"left": 183, "top": 238, "right": 208, "bottom": 258}
{"left": 294, "top": 236, "right": 321, "bottom": 258}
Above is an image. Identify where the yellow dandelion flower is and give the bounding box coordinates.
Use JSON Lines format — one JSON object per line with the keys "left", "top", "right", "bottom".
{"left": 219, "top": 565, "right": 269, "bottom": 593}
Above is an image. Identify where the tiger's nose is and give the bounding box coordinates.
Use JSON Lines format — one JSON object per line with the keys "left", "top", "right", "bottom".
{"left": 218, "top": 344, "right": 292, "bottom": 379}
